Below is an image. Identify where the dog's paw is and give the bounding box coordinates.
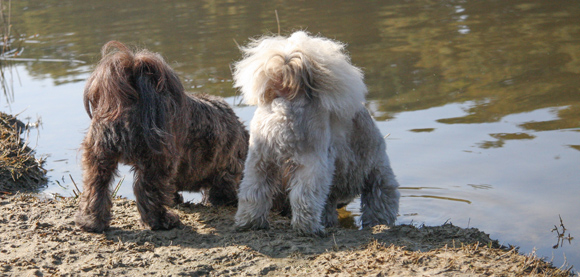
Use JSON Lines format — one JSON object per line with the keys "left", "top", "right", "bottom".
{"left": 142, "top": 210, "right": 182, "bottom": 230}
{"left": 361, "top": 210, "right": 397, "bottom": 228}
{"left": 292, "top": 222, "right": 327, "bottom": 237}
{"left": 161, "top": 211, "right": 182, "bottom": 229}
{"left": 295, "top": 227, "right": 327, "bottom": 238}
{"left": 321, "top": 213, "right": 339, "bottom": 228}
{"left": 234, "top": 218, "right": 270, "bottom": 232}
{"left": 172, "top": 193, "right": 184, "bottom": 207}
{"left": 75, "top": 212, "right": 109, "bottom": 233}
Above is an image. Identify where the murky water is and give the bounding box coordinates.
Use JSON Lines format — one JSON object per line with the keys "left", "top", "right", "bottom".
{"left": 2, "top": 0, "right": 579, "bottom": 269}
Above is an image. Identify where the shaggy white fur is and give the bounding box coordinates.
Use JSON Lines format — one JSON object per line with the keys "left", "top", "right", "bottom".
{"left": 233, "top": 31, "right": 400, "bottom": 236}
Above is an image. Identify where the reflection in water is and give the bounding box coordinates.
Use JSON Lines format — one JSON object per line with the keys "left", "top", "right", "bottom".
{"left": 552, "top": 215, "right": 575, "bottom": 250}
{"left": 4, "top": 0, "right": 580, "bottom": 134}
{"left": 402, "top": 185, "right": 473, "bottom": 208}
{"left": 337, "top": 207, "right": 357, "bottom": 229}
{"left": 371, "top": 1, "right": 580, "bottom": 132}
{"left": 2, "top": 0, "right": 579, "bottom": 270}
{"left": 6, "top": 0, "right": 580, "bottom": 134}
{"left": 477, "top": 132, "right": 536, "bottom": 149}
{"left": 408, "top": 128, "right": 435, "bottom": 133}
{"left": 406, "top": 195, "right": 472, "bottom": 205}
{"left": 467, "top": 184, "right": 492, "bottom": 190}
{"left": 569, "top": 145, "right": 580, "bottom": 152}
{"left": 399, "top": 186, "right": 444, "bottom": 190}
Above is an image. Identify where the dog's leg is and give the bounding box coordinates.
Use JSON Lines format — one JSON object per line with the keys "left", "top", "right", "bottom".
{"left": 172, "top": 191, "right": 184, "bottom": 206}
{"left": 360, "top": 162, "right": 400, "bottom": 227}
{"left": 321, "top": 196, "right": 339, "bottom": 228}
{"left": 133, "top": 159, "right": 181, "bottom": 230}
{"left": 287, "top": 155, "right": 333, "bottom": 236}
{"left": 206, "top": 170, "right": 239, "bottom": 206}
{"left": 235, "top": 153, "right": 277, "bottom": 231}
{"left": 75, "top": 144, "right": 119, "bottom": 233}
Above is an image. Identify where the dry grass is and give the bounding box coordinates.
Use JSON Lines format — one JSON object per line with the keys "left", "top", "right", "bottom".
{"left": 313, "top": 239, "right": 574, "bottom": 276}
{"left": 0, "top": 112, "right": 47, "bottom": 193}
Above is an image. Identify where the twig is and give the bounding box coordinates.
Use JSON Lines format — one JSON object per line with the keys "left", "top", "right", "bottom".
{"left": 54, "top": 179, "right": 65, "bottom": 189}
{"left": 552, "top": 225, "right": 561, "bottom": 236}
{"left": 112, "top": 176, "right": 125, "bottom": 198}
{"left": 232, "top": 38, "right": 240, "bottom": 49}
{"left": 275, "top": 10, "right": 280, "bottom": 35}
{"left": 552, "top": 215, "right": 574, "bottom": 249}
{"left": 69, "top": 174, "right": 80, "bottom": 197}
{"left": 559, "top": 214, "right": 566, "bottom": 232}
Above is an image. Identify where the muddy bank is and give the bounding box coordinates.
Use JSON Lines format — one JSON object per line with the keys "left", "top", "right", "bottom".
{"left": 0, "top": 112, "right": 47, "bottom": 193}
{"left": 0, "top": 194, "right": 572, "bottom": 276}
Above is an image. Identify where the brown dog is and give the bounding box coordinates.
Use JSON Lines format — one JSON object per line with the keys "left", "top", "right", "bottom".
{"left": 75, "top": 41, "right": 248, "bottom": 233}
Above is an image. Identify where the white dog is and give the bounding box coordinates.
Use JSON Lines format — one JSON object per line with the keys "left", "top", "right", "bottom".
{"left": 232, "top": 31, "right": 400, "bottom": 235}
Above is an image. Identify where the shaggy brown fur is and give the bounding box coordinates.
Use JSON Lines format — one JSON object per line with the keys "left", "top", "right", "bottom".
{"left": 75, "top": 41, "right": 249, "bottom": 233}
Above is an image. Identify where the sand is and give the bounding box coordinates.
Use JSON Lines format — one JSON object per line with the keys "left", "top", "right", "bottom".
{"left": 0, "top": 194, "right": 572, "bottom": 276}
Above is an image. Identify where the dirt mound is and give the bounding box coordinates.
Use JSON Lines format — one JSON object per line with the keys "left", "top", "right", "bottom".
{"left": 0, "top": 194, "right": 572, "bottom": 276}
{"left": 0, "top": 112, "right": 47, "bottom": 193}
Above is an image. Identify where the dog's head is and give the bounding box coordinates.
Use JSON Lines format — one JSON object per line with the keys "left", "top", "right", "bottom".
{"left": 233, "top": 31, "right": 367, "bottom": 118}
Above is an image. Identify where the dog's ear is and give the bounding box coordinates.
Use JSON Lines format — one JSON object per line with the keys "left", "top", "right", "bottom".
{"left": 84, "top": 41, "right": 138, "bottom": 121}
{"left": 133, "top": 52, "right": 185, "bottom": 98}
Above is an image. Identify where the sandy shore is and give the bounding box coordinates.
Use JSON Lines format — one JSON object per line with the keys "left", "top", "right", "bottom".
{"left": 0, "top": 193, "right": 572, "bottom": 276}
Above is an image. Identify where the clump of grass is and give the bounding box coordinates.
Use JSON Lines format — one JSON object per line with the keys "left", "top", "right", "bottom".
{"left": 0, "top": 112, "right": 47, "bottom": 193}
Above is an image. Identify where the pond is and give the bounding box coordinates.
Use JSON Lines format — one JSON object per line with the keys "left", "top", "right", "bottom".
{"left": 2, "top": 0, "right": 579, "bottom": 270}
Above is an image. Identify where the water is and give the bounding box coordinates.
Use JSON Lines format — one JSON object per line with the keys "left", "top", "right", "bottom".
{"left": 2, "top": 0, "right": 579, "bottom": 270}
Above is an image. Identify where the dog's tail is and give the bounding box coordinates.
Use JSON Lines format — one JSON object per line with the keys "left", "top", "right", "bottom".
{"left": 233, "top": 31, "right": 367, "bottom": 118}
{"left": 84, "top": 41, "right": 185, "bottom": 153}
